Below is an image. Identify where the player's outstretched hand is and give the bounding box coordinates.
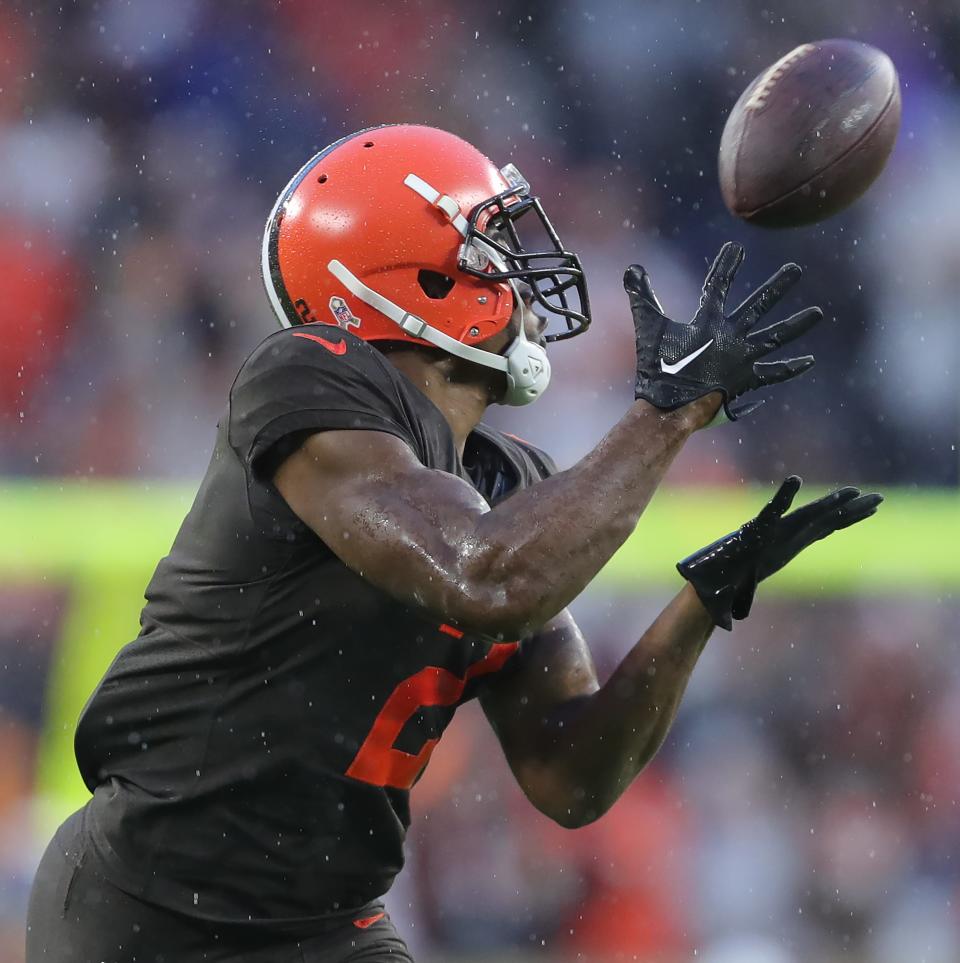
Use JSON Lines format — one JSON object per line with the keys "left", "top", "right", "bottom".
{"left": 676, "top": 476, "right": 883, "bottom": 630}
{"left": 625, "top": 241, "right": 823, "bottom": 421}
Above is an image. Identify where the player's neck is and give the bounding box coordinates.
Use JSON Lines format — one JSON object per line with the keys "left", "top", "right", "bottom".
{"left": 383, "top": 349, "right": 493, "bottom": 454}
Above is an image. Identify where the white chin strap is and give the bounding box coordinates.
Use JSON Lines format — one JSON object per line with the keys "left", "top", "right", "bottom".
{"left": 327, "top": 259, "right": 550, "bottom": 407}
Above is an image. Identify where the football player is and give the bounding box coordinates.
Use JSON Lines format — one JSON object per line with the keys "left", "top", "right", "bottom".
{"left": 27, "top": 125, "right": 881, "bottom": 963}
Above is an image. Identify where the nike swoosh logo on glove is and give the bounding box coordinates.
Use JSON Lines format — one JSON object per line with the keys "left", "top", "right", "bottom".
{"left": 292, "top": 330, "right": 348, "bottom": 355}
{"left": 660, "top": 339, "right": 714, "bottom": 374}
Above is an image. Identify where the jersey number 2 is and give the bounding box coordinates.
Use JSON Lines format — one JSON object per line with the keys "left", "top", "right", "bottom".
{"left": 346, "top": 641, "right": 518, "bottom": 790}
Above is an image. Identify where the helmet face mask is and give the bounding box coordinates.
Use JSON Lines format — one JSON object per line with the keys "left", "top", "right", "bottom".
{"left": 459, "top": 177, "right": 591, "bottom": 343}
{"left": 262, "top": 125, "right": 591, "bottom": 404}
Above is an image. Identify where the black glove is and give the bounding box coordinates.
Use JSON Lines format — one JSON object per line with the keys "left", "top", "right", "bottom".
{"left": 626, "top": 242, "right": 823, "bottom": 420}
{"left": 678, "top": 476, "right": 883, "bottom": 630}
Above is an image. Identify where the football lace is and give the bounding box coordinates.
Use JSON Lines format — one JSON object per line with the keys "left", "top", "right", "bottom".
{"left": 745, "top": 43, "right": 816, "bottom": 111}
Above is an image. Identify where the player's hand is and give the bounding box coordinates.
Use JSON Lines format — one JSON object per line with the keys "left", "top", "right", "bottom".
{"left": 676, "top": 476, "right": 883, "bottom": 630}
{"left": 625, "top": 241, "right": 823, "bottom": 421}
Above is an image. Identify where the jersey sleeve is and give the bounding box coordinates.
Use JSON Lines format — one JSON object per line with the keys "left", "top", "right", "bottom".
{"left": 228, "top": 327, "right": 418, "bottom": 481}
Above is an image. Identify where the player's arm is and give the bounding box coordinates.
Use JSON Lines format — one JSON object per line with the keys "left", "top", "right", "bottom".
{"left": 275, "top": 397, "right": 710, "bottom": 640}
{"left": 275, "top": 244, "right": 821, "bottom": 640}
{"left": 480, "top": 591, "right": 712, "bottom": 827}
{"left": 480, "top": 477, "right": 882, "bottom": 828}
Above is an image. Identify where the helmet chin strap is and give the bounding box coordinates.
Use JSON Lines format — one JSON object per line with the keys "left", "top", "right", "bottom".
{"left": 499, "top": 296, "right": 552, "bottom": 406}
{"left": 327, "top": 259, "right": 550, "bottom": 406}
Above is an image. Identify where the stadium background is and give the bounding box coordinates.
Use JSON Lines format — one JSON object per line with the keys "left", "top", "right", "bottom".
{"left": 1, "top": 1, "right": 958, "bottom": 960}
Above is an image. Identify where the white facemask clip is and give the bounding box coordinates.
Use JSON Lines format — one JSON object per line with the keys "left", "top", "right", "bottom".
{"left": 500, "top": 280, "right": 551, "bottom": 405}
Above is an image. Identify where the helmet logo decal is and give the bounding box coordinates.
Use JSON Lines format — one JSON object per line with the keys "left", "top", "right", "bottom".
{"left": 328, "top": 296, "right": 361, "bottom": 330}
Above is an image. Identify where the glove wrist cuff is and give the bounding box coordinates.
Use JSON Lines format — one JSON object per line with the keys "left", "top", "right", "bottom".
{"left": 676, "top": 551, "right": 759, "bottom": 631}
{"left": 677, "top": 560, "right": 735, "bottom": 630}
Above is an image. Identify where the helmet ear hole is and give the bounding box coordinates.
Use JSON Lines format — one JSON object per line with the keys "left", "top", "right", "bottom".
{"left": 417, "top": 269, "right": 455, "bottom": 300}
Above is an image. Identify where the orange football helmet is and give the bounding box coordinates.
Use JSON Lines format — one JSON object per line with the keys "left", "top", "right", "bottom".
{"left": 261, "top": 124, "right": 590, "bottom": 405}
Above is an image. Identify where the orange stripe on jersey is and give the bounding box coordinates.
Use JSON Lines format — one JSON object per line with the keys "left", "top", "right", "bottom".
{"left": 353, "top": 912, "right": 386, "bottom": 929}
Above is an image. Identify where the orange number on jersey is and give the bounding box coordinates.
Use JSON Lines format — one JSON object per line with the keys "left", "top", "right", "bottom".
{"left": 345, "top": 641, "right": 518, "bottom": 790}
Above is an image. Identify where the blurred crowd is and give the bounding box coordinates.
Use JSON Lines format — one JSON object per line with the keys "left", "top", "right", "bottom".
{"left": 2, "top": 0, "right": 958, "bottom": 484}
{"left": 1, "top": 1, "right": 958, "bottom": 960}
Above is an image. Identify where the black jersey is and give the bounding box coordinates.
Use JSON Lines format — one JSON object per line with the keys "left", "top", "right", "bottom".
{"left": 74, "top": 325, "right": 556, "bottom": 932}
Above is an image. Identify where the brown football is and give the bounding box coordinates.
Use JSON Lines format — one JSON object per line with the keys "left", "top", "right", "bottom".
{"left": 718, "top": 39, "right": 901, "bottom": 228}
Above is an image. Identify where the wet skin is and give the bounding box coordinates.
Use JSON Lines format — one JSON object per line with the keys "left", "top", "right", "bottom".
{"left": 274, "top": 291, "right": 722, "bottom": 827}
